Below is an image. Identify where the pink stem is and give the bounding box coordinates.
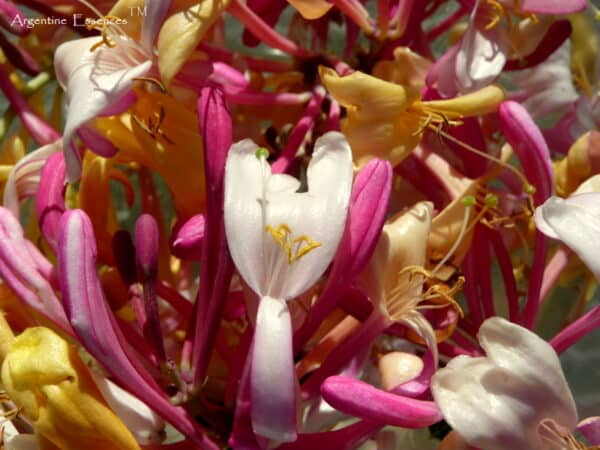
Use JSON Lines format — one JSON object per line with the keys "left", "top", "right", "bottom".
{"left": 424, "top": 4, "right": 466, "bottom": 41}
{"left": 520, "top": 232, "right": 550, "bottom": 329}
{"left": 462, "top": 246, "right": 484, "bottom": 328}
{"left": 489, "top": 228, "right": 520, "bottom": 322}
{"left": 197, "top": 43, "right": 293, "bottom": 72}
{"left": 331, "top": 0, "right": 373, "bottom": 32}
{"left": 272, "top": 88, "right": 325, "bottom": 173}
{"left": 550, "top": 304, "right": 600, "bottom": 354}
{"left": 323, "top": 98, "right": 341, "bottom": 132}
{"left": 539, "top": 246, "right": 571, "bottom": 303}
{"left": 0, "top": 64, "right": 60, "bottom": 145}
{"left": 228, "top": 0, "right": 309, "bottom": 58}
{"left": 474, "top": 225, "right": 495, "bottom": 319}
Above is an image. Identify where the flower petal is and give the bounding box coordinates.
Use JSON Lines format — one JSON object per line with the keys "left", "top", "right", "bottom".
{"left": 455, "top": 0, "right": 508, "bottom": 92}
{"left": 251, "top": 295, "right": 296, "bottom": 442}
{"left": 534, "top": 194, "right": 600, "bottom": 279}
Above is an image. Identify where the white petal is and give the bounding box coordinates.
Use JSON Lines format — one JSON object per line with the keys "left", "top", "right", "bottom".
{"left": 432, "top": 317, "right": 577, "bottom": 450}
{"left": 263, "top": 131, "right": 353, "bottom": 299}
{"left": 432, "top": 356, "right": 541, "bottom": 450}
{"left": 251, "top": 296, "right": 296, "bottom": 442}
{"left": 478, "top": 317, "right": 578, "bottom": 430}
{"left": 456, "top": 0, "right": 508, "bottom": 92}
{"left": 224, "top": 139, "right": 269, "bottom": 295}
{"left": 535, "top": 194, "right": 600, "bottom": 280}
{"left": 92, "top": 373, "right": 165, "bottom": 445}
{"left": 224, "top": 132, "right": 353, "bottom": 301}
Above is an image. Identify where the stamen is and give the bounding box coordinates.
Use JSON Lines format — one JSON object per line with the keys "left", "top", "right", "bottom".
{"left": 265, "top": 224, "right": 322, "bottom": 264}
{"left": 433, "top": 127, "right": 536, "bottom": 211}
{"left": 431, "top": 195, "right": 474, "bottom": 276}
{"left": 131, "top": 105, "right": 174, "bottom": 144}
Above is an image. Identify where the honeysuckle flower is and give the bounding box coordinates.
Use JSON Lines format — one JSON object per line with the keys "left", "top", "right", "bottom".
{"left": 55, "top": 0, "right": 169, "bottom": 180}
{"left": 431, "top": 317, "right": 579, "bottom": 450}
{"left": 429, "top": 0, "right": 584, "bottom": 96}
{"left": 320, "top": 66, "right": 504, "bottom": 167}
{"left": 1, "top": 326, "right": 141, "bottom": 450}
{"left": 224, "top": 131, "right": 353, "bottom": 441}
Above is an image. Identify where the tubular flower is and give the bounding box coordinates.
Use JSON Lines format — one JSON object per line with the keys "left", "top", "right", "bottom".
{"left": 431, "top": 317, "right": 578, "bottom": 450}
{"left": 1, "top": 327, "right": 140, "bottom": 450}
{"left": 224, "top": 131, "right": 353, "bottom": 442}
{"left": 319, "top": 66, "right": 504, "bottom": 168}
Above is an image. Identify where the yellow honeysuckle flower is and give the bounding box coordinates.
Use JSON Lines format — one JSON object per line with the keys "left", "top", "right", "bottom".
{"left": 1, "top": 327, "right": 140, "bottom": 450}
{"left": 94, "top": 87, "right": 206, "bottom": 219}
{"left": 319, "top": 66, "right": 504, "bottom": 168}
{"left": 157, "top": 0, "right": 231, "bottom": 87}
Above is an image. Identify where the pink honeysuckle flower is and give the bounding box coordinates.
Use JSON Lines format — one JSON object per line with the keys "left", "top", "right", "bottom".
{"left": 321, "top": 376, "right": 442, "bottom": 428}
{"left": 170, "top": 213, "right": 205, "bottom": 261}
{"left": 430, "top": 0, "right": 584, "bottom": 96}
{"left": 184, "top": 86, "right": 235, "bottom": 389}
{"left": 431, "top": 317, "right": 579, "bottom": 450}
{"left": 54, "top": 0, "right": 171, "bottom": 181}
{"left": 224, "top": 131, "right": 353, "bottom": 442}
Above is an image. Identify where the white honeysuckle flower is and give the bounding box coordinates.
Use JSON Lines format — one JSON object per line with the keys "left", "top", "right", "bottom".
{"left": 92, "top": 372, "right": 165, "bottom": 445}
{"left": 431, "top": 317, "right": 578, "bottom": 450}
{"left": 224, "top": 131, "right": 353, "bottom": 442}
{"left": 535, "top": 192, "right": 600, "bottom": 280}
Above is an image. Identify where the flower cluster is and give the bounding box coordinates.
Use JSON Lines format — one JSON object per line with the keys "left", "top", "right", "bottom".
{"left": 0, "top": 0, "right": 598, "bottom": 449}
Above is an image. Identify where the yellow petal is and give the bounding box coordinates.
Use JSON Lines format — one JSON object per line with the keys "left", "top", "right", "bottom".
{"left": 287, "top": 0, "right": 333, "bottom": 20}
{"left": 320, "top": 66, "right": 418, "bottom": 121}
{"left": 418, "top": 85, "right": 505, "bottom": 119}
{"left": 157, "top": 0, "right": 231, "bottom": 87}
{"left": 1, "top": 327, "right": 140, "bottom": 450}
{"left": 372, "top": 47, "right": 431, "bottom": 89}
{"left": 341, "top": 113, "right": 422, "bottom": 168}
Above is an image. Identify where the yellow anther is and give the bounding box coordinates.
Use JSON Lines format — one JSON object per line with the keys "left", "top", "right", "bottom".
{"left": 484, "top": 0, "right": 506, "bottom": 30}
{"left": 265, "top": 224, "right": 322, "bottom": 264}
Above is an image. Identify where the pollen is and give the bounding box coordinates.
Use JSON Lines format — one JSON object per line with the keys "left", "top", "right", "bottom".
{"left": 265, "top": 224, "right": 322, "bottom": 264}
